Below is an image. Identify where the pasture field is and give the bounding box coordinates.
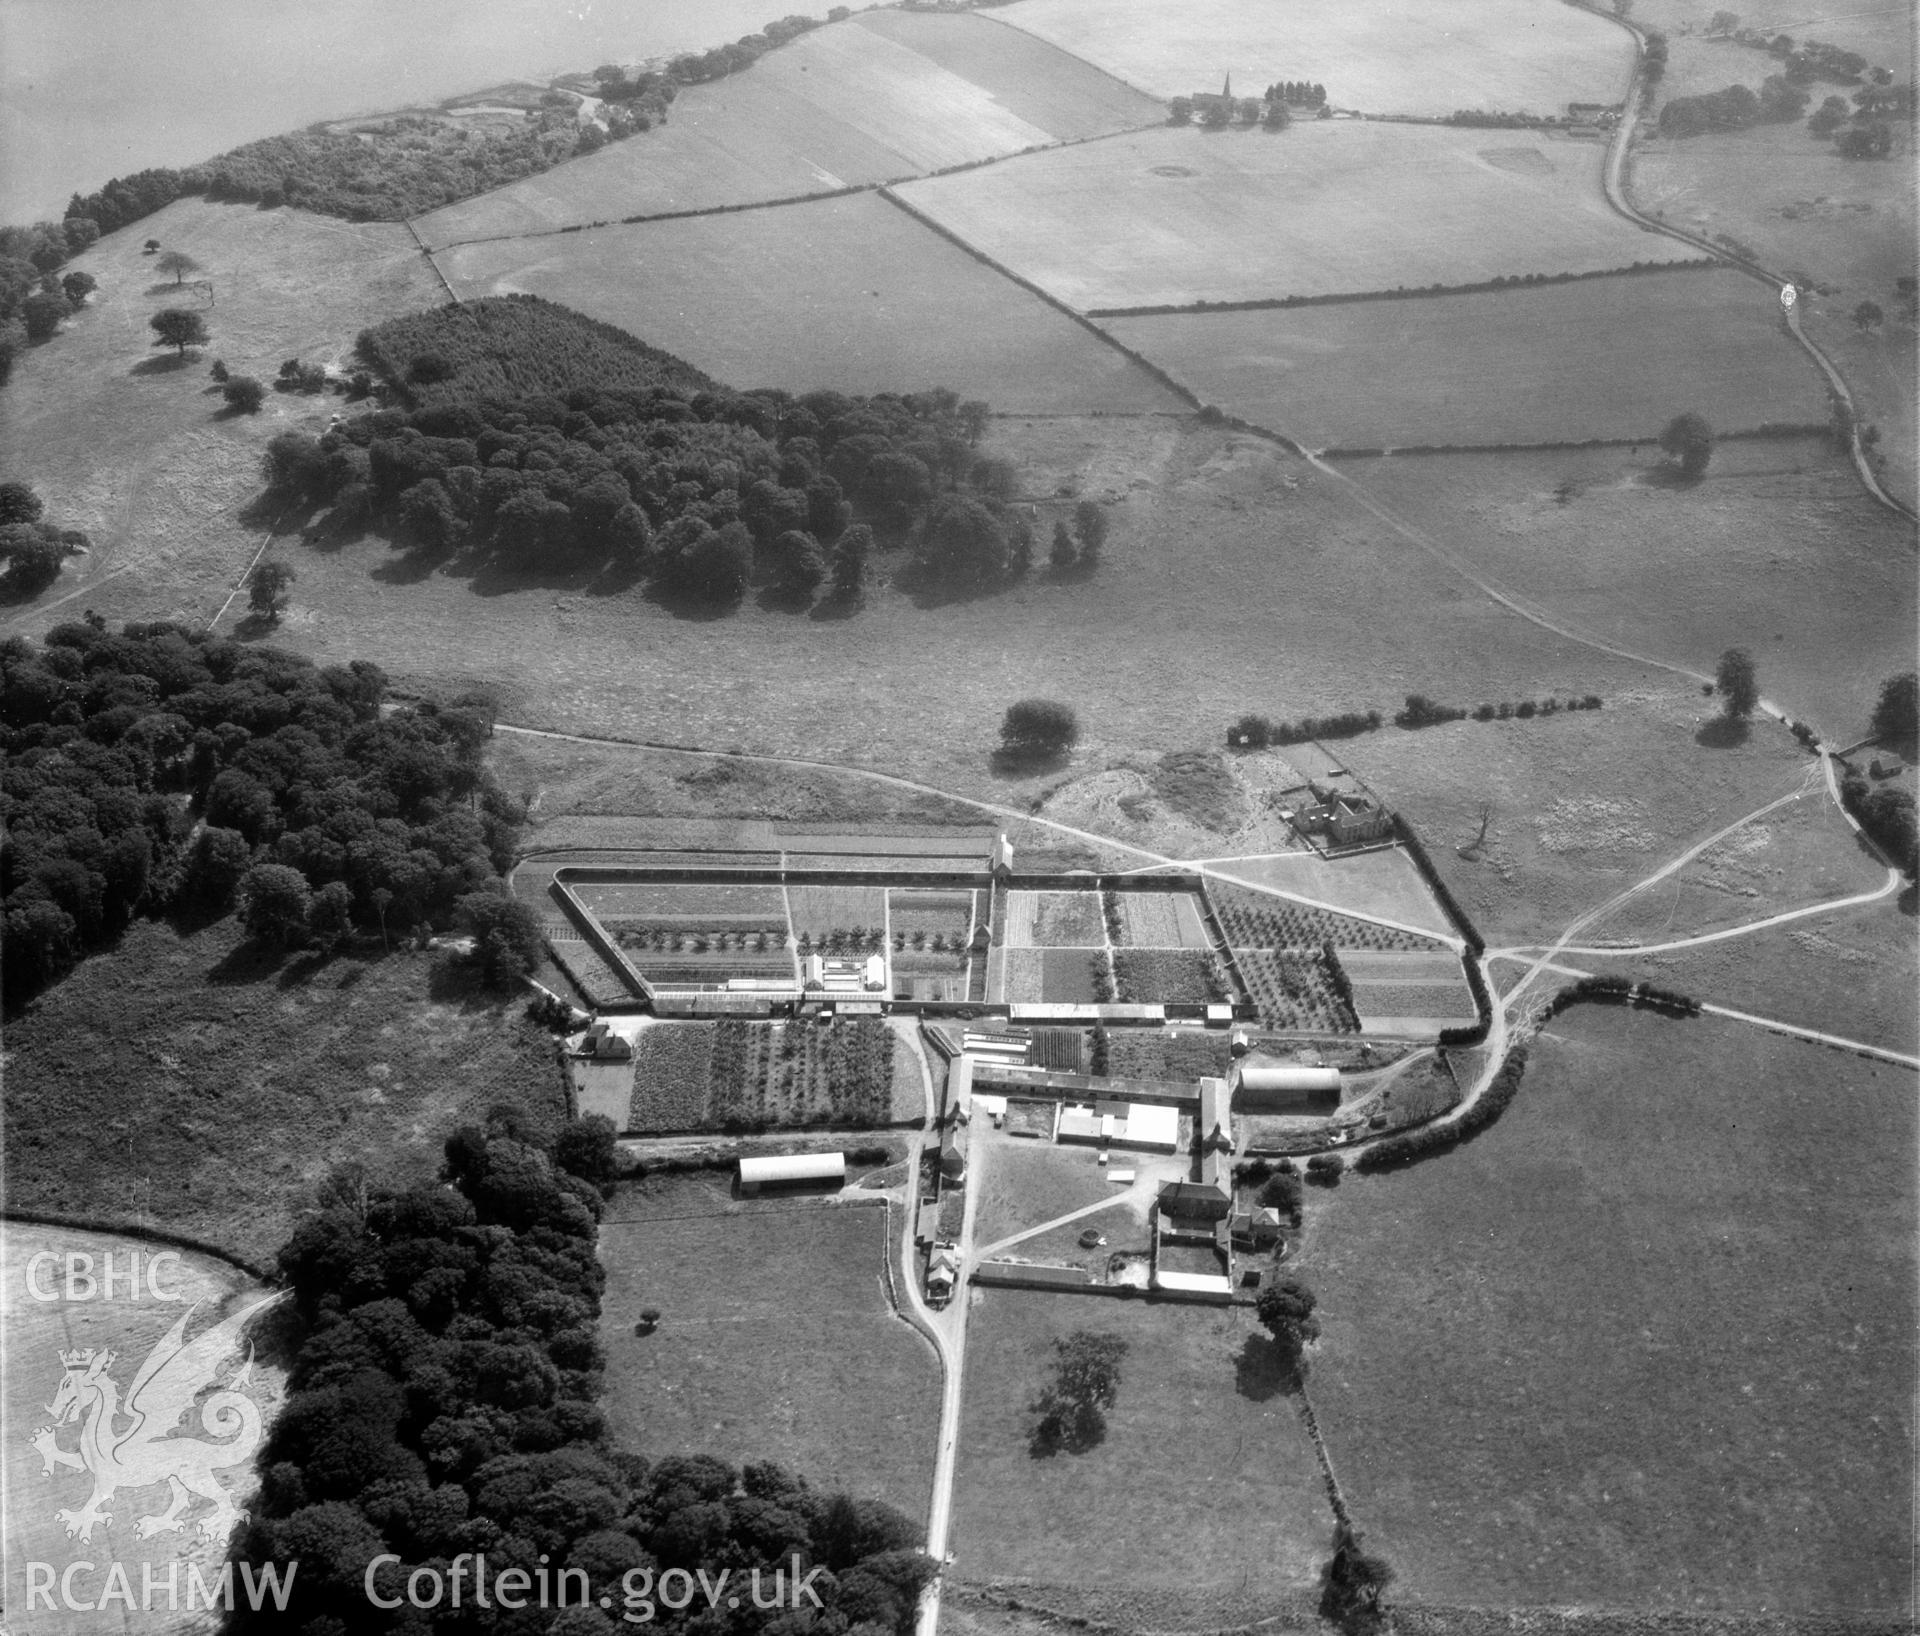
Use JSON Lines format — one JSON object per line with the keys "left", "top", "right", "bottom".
{"left": 1302, "top": 1008, "right": 1916, "bottom": 1614}
{"left": 1, "top": 1225, "right": 287, "bottom": 1636}
{"left": 1343, "top": 439, "right": 1920, "bottom": 739}
{"left": 0, "top": 198, "right": 439, "bottom": 637}
{"left": 970, "top": 1135, "right": 1129, "bottom": 1247}
{"left": 852, "top": 10, "right": 1162, "bottom": 140}
{"left": 1576, "top": 895, "right": 1919, "bottom": 1058}
{"left": 597, "top": 1195, "right": 938, "bottom": 1515}
{"left": 1571, "top": 776, "right": 1893, "bottom": 946}
{"left": 948, "top": 1290, "right": 1331, "bottom": 1628}
{"left": 897, "top": 123, "right": 1677, "bottom": 312}
{"left": 1336, "top": 692, "right": 1823, "bottom": 948}
{"left": 1, "top": 919, "right": 562, "bottom": 1263}
{"left": 1108, "top": 267, "right": 1826, "bottom": 449}
{"left": 430, "top": 191, "right": 1186, "bottom": 411}
{"left": 417, "top": 12, "right": 1146, "bottom": 245}
{"left": 98, "top": 419, "right": 1661, "bottom": 811}
{"left": 1628, "top": 114, "right": 1916, "bottom": 506}
{"left": 1211, "top": 847, "right": 1456, "bottom": 938}
{"left": 994, "top": 0, "right": 1632, "bottom": 116}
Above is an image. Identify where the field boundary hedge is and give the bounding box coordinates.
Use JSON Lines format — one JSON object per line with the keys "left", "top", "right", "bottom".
{"left": 1542, "top": 974, "right": 1701, "bottom": 1018}
{"left": 1320, "top": 422, "right": 1832, "bottom": 458}
{"left": 1, "top": 1208, "right": 278, "bottom": 1282}
{"left": 1086, "top": 257, "right": 1718, "bottom": 318}
{"left": 1354, "top": 1043, "right": 1529, "bottom": 1171}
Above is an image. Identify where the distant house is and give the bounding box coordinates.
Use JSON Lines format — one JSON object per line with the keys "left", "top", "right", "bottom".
{"left": 1297, "top": 781, "right": 1394, "bottom": 847}
{"left": 738, "top": 1151, "right": 845, "bottom": 1196}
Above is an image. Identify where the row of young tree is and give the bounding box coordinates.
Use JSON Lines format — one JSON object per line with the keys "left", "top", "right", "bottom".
{"left": 264, "top": 368, "right": 1102, "bottom": 607}
{"left": 0, "top": 619, "right": 522, "bottom": 1001}
{"left": 238, "top": 1109, "right": 933, "bottom": 1633}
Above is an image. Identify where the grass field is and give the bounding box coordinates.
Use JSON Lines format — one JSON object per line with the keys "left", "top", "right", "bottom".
{"left": 1, "top": 1225, "right": 287, "bottom": 1636}
{"left": 948, "top": 1289, "right": 1332, "bottom": 1627}
{"left": 1109, "top": 267, "right": 1827, "bottom": 449}
{"left": 231, "top": 418, "right": 1667, "bottom": 812}
{"left": 1212, "top": 847, "right": 1457, "bottom": 938}
{"left": 995, "top": 0, "right": 1633, "bottom": 116}
{"left": 1, "top": 918, "right": 563, "bottom": 1263}
{"left": 415, "top": 12, "right": 1161, "bottom": 246}
{"left": 1343, "top": 438, "right": 1920, "bottom": 739}
{"left": 1628, "top": 114, "right": 1916, "bottom": 507}
{"left": 898, "top": 123, "right": 1677, "bottom": 312}
{"left": 0, "top": 198, "right": 441, "bottom": 636}
{"left": 597, "top": 1190, "right": 938, "bottom": 1515}
{"left": 970, "top": 1136, "right": 1129, "bottom": 1247}
{"left": 1576, "top": 894, "right": 1919, "bottom": 1058}
{"left": 1113, "top": 890, "right": 1210, "bottom": 947}
{"left": 430, "top": 191, "right": 1186, "bottom": 411}
{"left": 1335, "top": 692, "right": 1828, "bottom": 948}
{"left": 1302, "top": 1008, "right": 1916, "bottom": 1613}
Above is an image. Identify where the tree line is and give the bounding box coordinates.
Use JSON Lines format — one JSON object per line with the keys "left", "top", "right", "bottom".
{"left": 234, "top": 1108, "right": 933, "bottom": 1633}
{"left": 1, "top": 619, "right": 522, "bottom": 1001}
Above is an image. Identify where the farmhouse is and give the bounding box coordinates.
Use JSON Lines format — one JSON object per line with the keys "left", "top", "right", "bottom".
{"left": 1158, "top": 1179, "right": 1231, "bottom": 1223}
{"left": 738, "top": 1152, "right": 846, "bottom": 1196}
{"left": 577, "top": 1022, "right": 633, "bottom": 1061}
{"left": 1295, "top": 782, "right": 1394, "bottom": 848}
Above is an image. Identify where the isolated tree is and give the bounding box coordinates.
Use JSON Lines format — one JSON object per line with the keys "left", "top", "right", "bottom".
{"left": 458, "top": 891, "right": 545, "bottom": 988}
{"left": 1657, "top": 411, "right": 1713, "bottom": 477}
{"left": 0, "top": 482, "right": 44, "bottom": 526}
{"left": 1169, "top": 96, "right": 1194, "bottom": 124}
{"left": 1870, "top": 671, "right": 1918, "bottom": 743}
{"left": 239, "top": 862, "right": 313, "bottom": 949}
{"left": 1072, "top": 499, "right": 1108, "bottom": 564}
{"left": 149, "top": 307, "right": 208, "bottom": 356}
{"left": 1030, "top": 1331, "right": 1127, "bottom": 1455}
{"left": 0, "top": 529, "right": 65, "bottom": 593}
{"left": 1254, "top": 1277, "right": 1320, "bottom": 1371}
{"left": 369, "top": 886, "right": 395, "bottom": 952}
{"left": 223, "top": 375, "right": 265, "bottom": 413}
{"left": 1049, "top": 519, "right": 1077, "bottom": 571}
{"left": 999, "top": 698, "right": 1080, "bottom": 761}
{"left": 1853, "top": 300, "right": 1885, "bottom": 331}
{"left": 61, "top": 270, "right": 96, "bottom": 305}
{"left": 249, "top": 560, "right": 295, "bottom": 623}
{"left": 1715, "top": 647, "right": 1758, "bottom": 718}
{"left": 155, "top": 250, "right": 201, "bottom": 286}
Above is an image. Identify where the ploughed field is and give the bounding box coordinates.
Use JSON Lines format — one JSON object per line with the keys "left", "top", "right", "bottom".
{"left": 626, "top": 1017, "right": 911, "bottom": 1131}
{"left": 1107, "top": 267, "right": 1828, "bottom": 450}
{"left": 994, "top": 0, "right": 1634, "bottom": 117}
{"left": 413, "top": 10, "right": 1160, "bottom": 244}
{"left": 431, "top": 191, "right": 1185, "bottom": 411}
{"left": 1304, "top": 1007, "right": 1917, "bottom": 1615}
{"left": 896, "top": 123, "right": 1686, "bottom": 312}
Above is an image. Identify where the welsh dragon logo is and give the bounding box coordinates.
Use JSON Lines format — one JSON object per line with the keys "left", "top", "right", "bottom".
{"left": 26, "top": 1292, "right": 285, "bottom": 1545}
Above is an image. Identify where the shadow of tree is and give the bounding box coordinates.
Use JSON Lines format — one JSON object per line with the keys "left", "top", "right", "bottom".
{"left": 1636, "top": 461, "right": 1705, "bottom": 490}
{"left": 131, "top": 352, "right": 196, "bottom": 376}
{"left": 1234, "top": 1332, "right": 1306, "bottom": 1400}
{"left": 206, "top": 939, "right": 292, "bottom": 986}
{"left": 1695, "top": 714, "right": 1752, "bottom": 749}
{"left": 988, "top": 746, "right": 1073, "bottom": 781}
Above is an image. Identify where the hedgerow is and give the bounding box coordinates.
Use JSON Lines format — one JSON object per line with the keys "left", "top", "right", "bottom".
{"left": 1355, "top": 1043, "right": 1529, "bottom": 1172}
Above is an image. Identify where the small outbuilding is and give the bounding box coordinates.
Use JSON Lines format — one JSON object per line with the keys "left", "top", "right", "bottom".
{"left": 738, "top": 1152, "right": 845, "bottom": 1196}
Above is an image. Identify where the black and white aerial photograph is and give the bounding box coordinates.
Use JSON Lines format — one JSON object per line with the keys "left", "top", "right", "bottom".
{"left": 0, "top": 0, "right": 1914, "bottom": 1631}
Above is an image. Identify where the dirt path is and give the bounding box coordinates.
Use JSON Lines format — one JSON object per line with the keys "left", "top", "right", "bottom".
{"left": 970, "top": 1177, "right": 1153, "bottom": 1262}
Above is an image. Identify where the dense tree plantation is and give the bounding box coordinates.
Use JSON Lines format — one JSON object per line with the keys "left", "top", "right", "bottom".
{"left": 236, "top": 1111, "right": 932, "bottom": 1634}
{"left": 0, "top": 620, "right": 520, "bottom": 1000}
{"left": 265, "top": 299, "right": 1049, "bottom": 607}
